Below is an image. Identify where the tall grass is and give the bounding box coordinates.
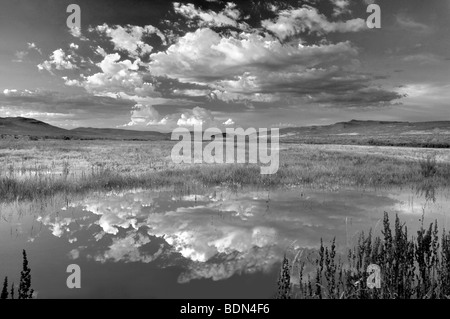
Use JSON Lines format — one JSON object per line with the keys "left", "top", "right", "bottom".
{"left": 419, "top": 153, "right": 438, "bottom": 178}
{"left": 278, "top": 213, "right": 450, "bottom": 299}
{"left": 2, "top": 140, "right": 450, "bottom": 203}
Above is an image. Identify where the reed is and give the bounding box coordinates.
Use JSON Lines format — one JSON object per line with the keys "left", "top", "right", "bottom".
{"left": 278, "top": 213, "right": 450, "bottom": 299}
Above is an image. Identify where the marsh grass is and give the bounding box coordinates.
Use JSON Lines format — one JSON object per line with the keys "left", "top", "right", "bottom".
{"left": 419, "top": 153, "right": 438, "bottom": 178}
{"left": 279, "top": 213, "right": 450, "bottom": 299}
{"left": 1, "top": 140, "right": 450, "bottom": 203}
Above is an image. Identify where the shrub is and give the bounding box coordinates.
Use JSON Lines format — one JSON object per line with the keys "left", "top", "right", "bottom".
{"left": 0, "top": 250, "right": 34, "bottom": 300}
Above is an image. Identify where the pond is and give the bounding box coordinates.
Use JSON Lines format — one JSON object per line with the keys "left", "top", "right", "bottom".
{"left": 1, "top": 185, "right": 449, "bottom": 298}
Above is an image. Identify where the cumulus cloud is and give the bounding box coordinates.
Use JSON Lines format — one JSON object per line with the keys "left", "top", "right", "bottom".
{"left": 143, "top": 205, "right": 279, "bottom": 263}
{"left": 223, "top": 118, "right": 235, "bottom": 125}
{"left": 79, "top": 53, "right": 142, "bottom": 94}
{"left": 125, "top": 105, "right": 234, "bottom": 129}
{"left": 31, "top": 1, "right": 405, "bottom": 129}
{"left": 331, "top": 0, "right": 351, "bottom": 16}
{"left": 173, "top": 2, "right": 248, "bottom": 30}
{"left": 178, "top": 246, "right": 279, "bottom": 283}
{"left": 95, "top": 24, "right": 166, "bottom": 57}
{"left": 40, "top": 186, "right": 413, "bottom": 283}
{"left": 177, "top": 106, "right": 217, "bottom": 127}
{"left": 94, "top": 232, "right": 164, "bottom": 263}
{"left": 70, "top": 188, "right": 282, "bottom": 281}
{"left": 262, "top": 5, "right": 367, "bottom": 39}
{"left": 37, "top": 215, "right": 74, "bottom": 238}
{"left": 126, "top": 104, "right": 167, "bottom": 126}
{"left": 27, "top": 42, "right": 42, "bottom": 55}
{"left": 149, "top": 26, "right": 399, "bottom": 107}
{"left": 82, "top": 191, "right": 157, "bottom": 235}
{"left": 68, "top": 26, "right": 88, "bottom": 41}
{"left": 63, "top": 52, "right": 174, "bottom": 107}
{"left": 150, "top": 28, "right": 357, "bottom": 84}
{"left": 38, "top": 48, "right": 78, "bottom": 73}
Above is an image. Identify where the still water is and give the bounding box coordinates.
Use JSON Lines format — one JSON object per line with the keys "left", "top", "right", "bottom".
{"left": 1, "top": 186, "right": 449, "bottom": 298}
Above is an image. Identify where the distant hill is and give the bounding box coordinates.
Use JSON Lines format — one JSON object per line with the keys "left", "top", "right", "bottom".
{"left": 0, "top": 117, "right": 69, "bottom": 137}
{"left": 279, "top": 119, "right": 450, "bottom": 137}
{"left": 0, "top": 117, "right": 170, "bottom": 141}
{"left": 1, "top": 117, "right": 449, "bottom": 147}
{"left": 70, "top": 127, "right": 169, "bottom": 140}
{"left": 279, "top": 120, "right": 450, "bottom": 148}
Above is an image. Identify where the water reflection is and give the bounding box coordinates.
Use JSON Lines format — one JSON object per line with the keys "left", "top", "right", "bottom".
{"left": 1, "top": 186, "right": 450, "bottom": 298}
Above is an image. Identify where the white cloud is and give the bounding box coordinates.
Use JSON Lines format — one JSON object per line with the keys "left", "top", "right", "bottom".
{"left": 95, "top": 24, "right": 165, "bottom": 57}
{"left": 12, "top": 42, "right": 43, "bottom": 62}
{"left": 262, "top": 5, "right": 366, "bottom": 39}
{"left": 37, "top": 48, "right": 78, "bottom": 73}
{"left": 12, "top": 50, "right": 28, "bottom": 63}
{"left": 94, "top": 233, "right": 164, "bottom": 263}
{"left": 0, "top": 107, "right": 69, "bottom": 119}
{"left": 223, "top": 118, "right": 235, "bottom": 125}
{"left": 126, "top": 104, "right": 166, "bottom": 126}
{"left": 27, "top": 42, "right": 42, "bottom": 54}
{"left": 78, "top": 53, "right": 154, "bottom": 97}
{"left": 3, "top": 89, "right": 18, "bottom": 95}
{"left": 178, "top": 246, "right": 279, "bottom": 283}
{"left": 149, "top": 26, "right": 364, "bottom": 105}
{"left": 68, "top": 26, "right": 88, "bottom": 41}
{"left": 402, "top": 53, "right": 441, "bottom": 65}
{"left": 177, "top": 106, "right": 216, "bottom": 127}
{"left": 29, "top": 1, "right": 403, "bottom": 128}
{"left": 172, "top": 89, "right": 211, "bottom": 97}
{"left": 3, "top": 89, "right": 37, "bottom": 97}
{"left": 331, "top": 0, "right": 351, "bottom": 16}
{"left": 95, "top": 46, "right": 107, "bottom": 57}
{"left": 174, "top": 2, "right": 248, "bottom": 30}
{"left": 125, "top": 105, "right": 233, "bottom": 129}
{"left": 62, "top": 76, "right": 81, "bottom": 87}
{"left": 396, "top": 14, "right": 433, "bottom": 34}
{"left": 37, "top": 216, "right": 73, "bottom": 238}
{"left": 150, "top": 28, "right": 357, "bottom": 85}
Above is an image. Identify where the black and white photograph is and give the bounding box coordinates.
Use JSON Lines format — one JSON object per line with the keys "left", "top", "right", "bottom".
{"left": 1, "top": 0, "right": 450, "bottom": 306}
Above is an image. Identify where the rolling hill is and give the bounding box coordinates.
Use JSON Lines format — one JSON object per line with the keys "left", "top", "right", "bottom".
{"left": 279, "top": 120, "right": 450, "bottom": 147}
{"left": 0, "top": 117, "right": 449, "bottom": 147}
{"left": 0, "top": 117, "right": 69, "bottom": 137}
{"left": 279, "top": 119, "right": 450, "bottom": 137}
{"left": 0, "top": 117, "right": 170, "bottom": 140}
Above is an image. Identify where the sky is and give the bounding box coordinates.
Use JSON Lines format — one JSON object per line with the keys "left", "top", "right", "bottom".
{"left": 0, "top": 0, "right": 449, "bottom": 131}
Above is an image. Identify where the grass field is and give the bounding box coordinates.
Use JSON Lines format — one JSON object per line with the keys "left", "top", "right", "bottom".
{"left": 1, "top": 139, "right": 450, "bottom": 202}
